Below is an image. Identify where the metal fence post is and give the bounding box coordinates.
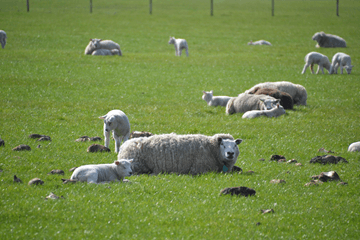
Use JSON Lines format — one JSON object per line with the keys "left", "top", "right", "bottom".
{"left": 211, "top": 0, "right": 213, "bottom": 16}
{"left": 272, "top": 0, "right": 274, "bottom": 16}
{"left": 336, "top": 0, "right": 339, "bottom": 16}
{"left": 90, "top": 0, "right": 92, "bottom": 13}
{"left": 27, "top": 0, "right": 29, "bottom": 12}
{"left": 150, "top": 0, "right": 152, "bottom": 14}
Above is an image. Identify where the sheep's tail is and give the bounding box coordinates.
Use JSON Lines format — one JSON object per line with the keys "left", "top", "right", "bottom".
{"left": 226, "top": 98, "right": 236, "bottom": 115}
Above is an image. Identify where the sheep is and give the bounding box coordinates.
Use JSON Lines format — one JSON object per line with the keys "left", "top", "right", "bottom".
{"left": 202, "top": 91, "right": 231, "bottom": 107}
{"left": 242, "top": 103, "right": 286, "bottom": 119}
{"left": 329, "top": 52, "right": 353, "bottom": 74}
{"left": 348, "top": 142, "right": 360, "bottom": 152}
{"left": 84, "top": 39, "right": 122, "bottom": 55}
{"left": 245, "top": 81, "right": 307, "bottom": 105}
{"left": 91, "top": 49, "right": 121, "bottom": 56}
{"left": 247, "top": 40, "right": 272, "bottom": 46}
{"left": 312, "top": 32, "right": 346, "bottom": 48}
{"left": 301, "top": 52, "right": 331, "bottom": 74}
{"left": 117, "top": 133, "right": 242, "bottom": 175}
{"left": 70, "top": 159, "right": 133, "bottom": 183}
{"left": 99, "top": 110, "right": 130, "bottom": 153}
{"left": 225, "top": 93, "right": 278, "bottom": 115}
{"left": 168, "top": 37, "right": 189, "bottom": 57}
{"left": 248, "top": 88, "right": 294, "bottom": 110}
{"left": 0, "top": 30, "right": 7, "bottom": 49}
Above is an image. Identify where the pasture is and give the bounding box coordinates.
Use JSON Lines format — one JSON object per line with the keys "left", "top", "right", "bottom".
{"left": 1, "top": 0, "right": 360, "bottom": 239}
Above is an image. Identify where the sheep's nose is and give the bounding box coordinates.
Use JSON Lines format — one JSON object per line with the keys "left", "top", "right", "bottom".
{"left": 105, "top": 129, "right": 109, "bottom": 132}
{"left": 228, "top": 152, "right": 234, "bottom": 157}
{"left": 129, "top": 172, "right": 133, "bottom": 176}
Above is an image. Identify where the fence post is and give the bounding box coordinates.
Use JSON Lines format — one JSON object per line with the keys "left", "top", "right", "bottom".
{"left": 272, "top": 0, "right": 274, "bottom": 16}
{"left": 336, "top": 0, "right": 339, "bottom": 16}
{"left": 210, "top": 0, "right": 213, "bottom": 16}
{"left": 90, "top": 0, "right": 92, "bottom": 13}
{"left": 27, "top": 0, "right": 29, "bottom": 12}
{"left": 150, "top": 0, "right": 152, "bottom": 14}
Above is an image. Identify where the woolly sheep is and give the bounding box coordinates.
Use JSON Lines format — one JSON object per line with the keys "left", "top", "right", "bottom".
{"left": 0, "top": 30, "right": 7, "bottom": 49}
{"left": 245, "top": 81, "right": 307, "bottom": 105}
{"left": 329, "top": 52, "right": 353, "bottom": 74}
{"left": 70, "top": 159, "right": 133, "bottom": 183}
{"left": 242, "top": 102, "right": 286, "bottom": 119}
{"left": 248, "top": 88, "right": 294, "bottom": 110}
{"left": 118, "top": 133, "right": 243, "bottom": 175}
{"left": 301, "top": 52, "right": 331, "bottom": 74}
{"left": 312, "top": 32, "right": 346, "bottom": 48}
{"left": 202, "top": 91, "right": 231, "bottom": 107}
{"left": 348, "top": 142, "right": 360, "bottom": 152}
{"left": 168, "top": 37, "right": 189, "bottom": 57}
{"left": 84, "top": 38, "right": 122, "bottom": 55}
{"left": 247, "top": 40, "right": 272, "bottom": 46}
{"left": 226, "top": 93, "right": 278, "bottom": 115}
{"left": 92, "top": 49, "right": 121, "bottom": 56}
{"left": 99, "top": 110, "right": 130, "bottom": 153}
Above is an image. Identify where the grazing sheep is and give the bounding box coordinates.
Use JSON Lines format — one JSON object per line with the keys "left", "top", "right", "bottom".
{"left": 248, "top": 88, "right": 294, "bottom": 109}
{"left": 245, "top": 81, "right": 307, "bottom": 105}
{"left": 247, "top": 40, "right": 272, "bottom": 46}
{"left": 301, "top": 52, "right": 331, "bottom": 74}
{"left": 348, "top": 142, "right": 360, "bottom": 152}
{"left": 70, "top": 159, "right": 133, "bottom": 184}
{"left": 92, "top": 49, "right": 121, "bottom": 56}
{"left": 312, "top": 32, "right": 347, "bottom": 48}
{"left": 84, "top": 39, "right": 122, "bottom": 55}
{"left": 242, "top": 103, "right": 286, "bottom": 119}
{"left": 202, "top": 91, "right": 231, "bottom": 107}
{"left": 225, "top": 93, "right": 278, "bottom": 115}
{"left": 118, "top": 133, "right": 243, "bottom": 175}
{"left": 168, "top": 37, "right": 189, "bottom": 57}
{"left": 0, "top": 30, "right": 7, "bottom": 49}
{"left": 329, "top": 52, "right": 353, "bottom": 74}
{"left": 99, "top": 110, "right": 130, "bottom": 153}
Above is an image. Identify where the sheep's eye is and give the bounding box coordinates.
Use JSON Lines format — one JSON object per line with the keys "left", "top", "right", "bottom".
{"left": 108, "top": 123, "right": 111, "bottom": 126}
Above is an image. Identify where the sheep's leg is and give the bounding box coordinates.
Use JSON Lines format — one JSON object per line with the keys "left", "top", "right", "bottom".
{"left": 87, "top": 173, "right": 99, "bottom": 184}
{"left": 104, "top": 130, "right": 110, "bottom": 148}
{"left": 113, "top": 133, "right": 123, "bottom": 153}
{"left": 186, "top": 47, "right": 189, "bottom": 57}
{"left": 301, "top": 63, "right": 309, "bottom": 74}
{"left": 310, "top": 64, "right": 315, "bottom": 74}
{"left": 334, "top": 63, "right": 339, "bottom": 74}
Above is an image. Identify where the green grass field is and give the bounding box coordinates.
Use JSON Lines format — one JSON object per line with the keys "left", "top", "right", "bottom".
{"left": 1, "top": 0, "right": 360, "bottom": 239}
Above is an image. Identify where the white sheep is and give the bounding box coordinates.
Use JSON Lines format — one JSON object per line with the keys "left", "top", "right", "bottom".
{"left": 202, "top": 91, "right": 231, "bottom": 107}
{"left": 329, "top": 52, "right": 353, "bottom": 74}
{"left": 348, "top": 142, "right": 360, "bottom": 152}
{"left": 99, "top": 110, "right": 130, "bottom": 153}
{"left": 242, "top": 102, "right": 286, "bottom": 119}
{"left": 226, "top": 93, "right": 278, "bottom": 115}
{"left": 0, "top": 30, "right": 7, "bottom": 49}
{"left": 301, "top": 52, "right": 331, "bottom": 74}
{"left": 168, "top": 37, "right": 189, "bottom": 57}
{"left": 312, "top": 32, "right": 347, "bottom": 48}
{"left": 84, "top": 38, "right": 122, "bottom": 55}
{"left": 92, "top": 49, "right": 121, "bottom": 56}
{"left": 247, "top": 40, "right": 272, "bottom": 46}
{"left": 118, "top": 133, "right": 242, "bottom": 175}
{"left": 70, "top": 159, "right": 133, "bottom": 183}
{"left": 245, "top": 81, "right": 307, "bottom": 105}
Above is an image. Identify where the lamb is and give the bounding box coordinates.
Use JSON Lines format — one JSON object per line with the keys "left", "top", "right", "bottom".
{"left": 247, "top": 40, "right": 272, "bottom": 46}
{"left": 202, "top": 91, "right": 231, "bottom": 107}
{"left": 92, "top": 49, "right": 121, "bottom": 56}
{"left": 0, "top": 30, "right": 7, "bottom": 49}
{"left": 118, "top": 133, "right": 242, "bottom": 175}
{"left": 84, "top": 38, "right": 122, "bottom": 55}
{"left": 312, "top": 32, "right": 346, "bottom": 48}
{"left": 348, "top": 142, "right": 360, "bottom": 152}
{"left": 225, "top": 93, "right": 278, "bottom": 115}
{"left": 329, "top": 52, "right": 353, "bottom": 74}
{"left": 168, "top": 37, "right": 189, "bottom": 57}
{"left": 242, "top": 103, "right": 286, "bottom": 119}
{"left": 248, "top": 88, "right": 294, "bottom": 110}
{"left": 301, "top": 52, "right": 331, "bottom": 74}
{"left": 99, "top": 110, "right": 130, "bottom": 153}
{"left": 70, "top": 159, "right": 133, "bottom": 183}
{"left": 245, "top": 81, "right": 307, "bottom": 105}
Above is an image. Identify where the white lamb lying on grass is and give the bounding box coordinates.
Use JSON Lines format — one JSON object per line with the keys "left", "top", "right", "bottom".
{"left": 329, "top": 52, "right": 353, "bottom": 74}
{"left": 92, "top": 49, "right": 121, "bottom": 56}
{"left": 247, "top": 40, "right": 272, "bottom": 46}
{"left": 226, "top": 93, "right": 278, "bottom": 115}
{"left": 85, "top": 38, "right": 122, "bottom": 56}
{"left": 202, "top": 91, "right": 231, "bottom": 107}
{"left": 0, "top": 30, "right": 7, "bottom": 49}
{"left": 70, "top": 159, "right": 133, "bottom": 183}
{"left": 301, "top": 52, "right": 331, "bottom": 74}
{"left": 99, "top": 110, "right": 130, "bottom": 153}
{"left": 242, "top": 102, "right": 285, "bottom": 119}
{"left": 168, "top": 36, "right": 189, "bottom": 56}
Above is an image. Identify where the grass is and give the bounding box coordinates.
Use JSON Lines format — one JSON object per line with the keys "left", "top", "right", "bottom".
{"left": 1, "top": 0, "right": 360, "bottom": 239}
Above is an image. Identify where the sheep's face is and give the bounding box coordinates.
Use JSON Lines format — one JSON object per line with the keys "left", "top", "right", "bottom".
{"left": 168, "top": 37, "right": 175, "bottom": 45}
{"left": 115, "top": 159, "right": 133, "bottom": 177}
{"left": 202, "top": 91, "right": 213, "bottom": 102}
{"left": 312, "top": 32, "right": 321, "bottom": 42}
{"left": 345, "top": 65, "right": 353, "bottom": 74}
{"left": 104, "top": 116, "right": 118, "bottom": 132}
{"left": 91, "top": 39, "right": 102, "bottom": 48}
{"left": 218, "top": 138, "right": 242, "bottom": 164}
{"left": 261, "top": 99, "right": 279, "bottom": 110}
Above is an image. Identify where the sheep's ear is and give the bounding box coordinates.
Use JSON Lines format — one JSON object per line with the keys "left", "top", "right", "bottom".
{"left": 203, "top": 91, "right": 206, "bottom": 95}
{"left": 217, "top": 137, "right": 223, "bottom": 144}
{"left": 99, "top": 115, "right": 107, "bottom": 120}
{"left": 128, "top": 159, "right": 134, "bottom": 163}
{"left": 114, "top": 160, "right": 120, "bottom": 165}
{"left": 90, "top": 38, "right": 92, "bottom": 41}
{"left": 210, "top": 90, "right": 213, "bottom": 94}
{"left": 235, "top": 139, "right": 243, "bottom": 145}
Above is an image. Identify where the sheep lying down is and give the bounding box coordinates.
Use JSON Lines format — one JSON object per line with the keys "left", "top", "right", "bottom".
{"left": 118, "top": 134, "right": 243, "bottom": 175}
